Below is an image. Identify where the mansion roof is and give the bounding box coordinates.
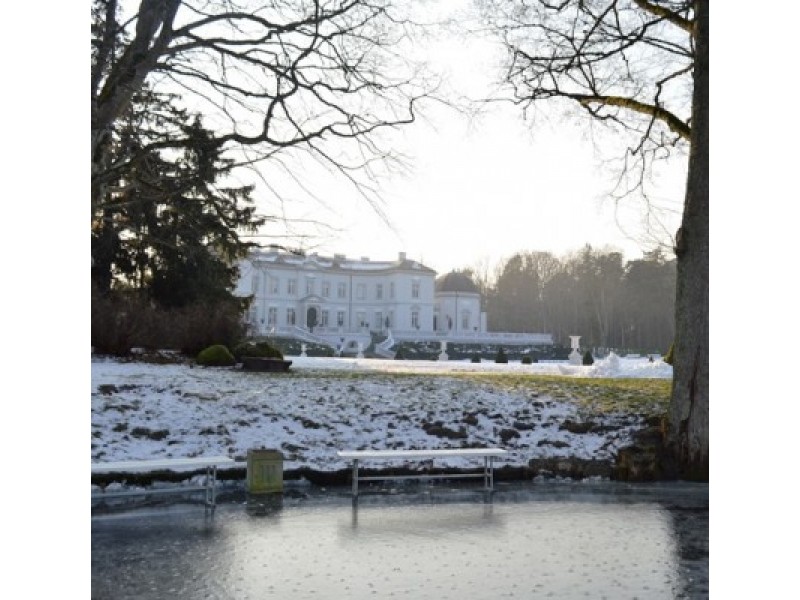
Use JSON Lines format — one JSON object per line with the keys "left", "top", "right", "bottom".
{"left": 248, "top": 250, "right": 436, "bottom": 276}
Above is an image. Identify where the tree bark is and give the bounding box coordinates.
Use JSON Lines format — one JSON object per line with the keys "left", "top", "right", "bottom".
{"left": 667, "top": 0, "right": 708, "bottom": 480}
{"left": 91, "top": 0, "right": 182, "bottom": 219}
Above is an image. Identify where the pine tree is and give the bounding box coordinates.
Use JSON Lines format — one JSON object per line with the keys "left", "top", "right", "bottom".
{"left": 91, "top": 86, "right": 264, "bottom": 308}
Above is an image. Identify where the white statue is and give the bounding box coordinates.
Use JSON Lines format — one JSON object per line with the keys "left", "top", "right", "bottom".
{"left": 568, "top": 335, "right": 582, "bottom": 365}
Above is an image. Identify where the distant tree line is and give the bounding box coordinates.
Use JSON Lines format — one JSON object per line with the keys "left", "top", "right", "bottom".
{"left": 463, "top": 246, "right": 676, "bottom": 354}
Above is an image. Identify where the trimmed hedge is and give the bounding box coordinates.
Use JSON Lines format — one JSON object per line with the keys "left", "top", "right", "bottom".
{"left": 233, "top": 341, "right": 283, "bottom": 361}
{"left": 196, "top": 344, "right": 236, "bottom": 366}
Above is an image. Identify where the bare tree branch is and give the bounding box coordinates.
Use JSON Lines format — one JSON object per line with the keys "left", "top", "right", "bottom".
{"left": 572, "top": 93, "right": 690, "bottom": 139}
{"left": 632, "top": 0, "right": 693, "bottom": 33}
{"left": 478, "top": 0, "right": 693, "bottom": 250}
{"left": 92, "top": 0, "right": 436, "bottom": 218}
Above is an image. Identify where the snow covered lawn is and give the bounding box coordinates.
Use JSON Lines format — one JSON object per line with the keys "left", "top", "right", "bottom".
{"left": 91, "top": 354, "right": 671, "bottom": 471}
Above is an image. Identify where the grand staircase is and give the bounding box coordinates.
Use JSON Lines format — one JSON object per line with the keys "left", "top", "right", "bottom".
{"left": 373, "top": 330, "right": 396, "bottom": 359}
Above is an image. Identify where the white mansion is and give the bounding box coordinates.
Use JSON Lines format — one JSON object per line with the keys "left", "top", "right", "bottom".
{"left": 234, "top": 249, "right": 552, "bottom": 354}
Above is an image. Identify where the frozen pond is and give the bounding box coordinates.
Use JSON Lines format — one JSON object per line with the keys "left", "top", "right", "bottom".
{"left": 91, "top": 481, "right": 708, "bottom": 599}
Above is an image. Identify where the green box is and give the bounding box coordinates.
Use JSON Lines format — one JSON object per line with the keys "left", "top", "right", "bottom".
{"left": 246, "top": 449, "right": 283, "bottom": 494}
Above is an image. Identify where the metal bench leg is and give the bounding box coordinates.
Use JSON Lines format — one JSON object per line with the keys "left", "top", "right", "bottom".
{"left": 200, "top": 465, "right": 218, "bottom": 511}
{"left": 352, "top": 459, "right": 359, "bottom": 498}
{"left": 211, "top": 465, "right": 217, "bottom": 508}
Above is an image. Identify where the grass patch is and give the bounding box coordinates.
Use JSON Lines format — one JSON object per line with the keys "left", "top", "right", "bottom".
{"left": 458, "top": 373, "right": 670, "bottom": 416}
{"left": 268, "top": 370, "right": 670, "bottom": 417}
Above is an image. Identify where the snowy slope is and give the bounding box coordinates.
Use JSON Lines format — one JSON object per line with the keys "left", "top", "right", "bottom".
{"left": 91, "top": 354, "right": 670, "bottom": 471}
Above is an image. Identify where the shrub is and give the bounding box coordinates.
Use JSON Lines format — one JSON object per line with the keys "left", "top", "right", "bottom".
{"left": 92, "top": 283, "right": 248, "bottom": 358}
{"left": 521, "top": 355, "right": 532, "bottom": 365}
{"left": 196, "top": 344, "right": 236, "bottom": 366}
{"left": 471, "top": 356, "right": 481, "bottom": 363}
{"left": 394, "top": 347, "right": 405, "bottom": 360}
{"left": 91, "top": 286, "right": 142, "bottom": 356}
{"left": 233, "top": 341, "right": 283, "bottom": 361}
{"left": 582, "top": 350, "right": 594, "bottom": 366}
{"left": 168, "top": 301, "right": 247, "bottom": 356}
{"left": 495, "top": 348, "right": 508, "bottom": 364}
{"left": 663, "top": 342, "right": 674, "bottom": 365}
{"left": 256, "top": 342, "right": 283, "bottom": 359}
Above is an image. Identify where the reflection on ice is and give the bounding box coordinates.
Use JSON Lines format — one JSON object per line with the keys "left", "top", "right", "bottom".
{"left": 92, "top": 482, "right": 708, "bottom": 599}
{"left": 343, "top": 499, "right": 502, "bottom": 539}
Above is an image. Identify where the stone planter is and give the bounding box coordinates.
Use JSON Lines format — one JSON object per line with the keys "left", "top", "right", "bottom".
{"left": 241, "top": 356, "right": 292, "bottom": 372}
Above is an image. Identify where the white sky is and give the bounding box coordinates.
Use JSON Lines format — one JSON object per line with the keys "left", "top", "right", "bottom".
{"left": 241, "top": 0, "right": 687, "bottom": 275}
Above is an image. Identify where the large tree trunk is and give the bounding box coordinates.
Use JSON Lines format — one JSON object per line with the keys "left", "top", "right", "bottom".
{"left": 91, "top": 0, "right": 182, "bottom": 219}
{"left": 667, "top": 0, "right": 708, "bottom": 480}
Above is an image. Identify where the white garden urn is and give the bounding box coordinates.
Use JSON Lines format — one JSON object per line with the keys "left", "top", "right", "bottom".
{"left": 438, "top": 340, "right": 449, "bottom": 362}
{"left": 568, "top": 335, "right": 582, "bottom": 365}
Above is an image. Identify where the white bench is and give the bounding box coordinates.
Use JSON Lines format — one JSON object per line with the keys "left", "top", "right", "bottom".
{"left": 91, "top": 455, "right": 236, "bottom": 509}
{"left": 337, "top": 448, "right": 508, "bottom": 497}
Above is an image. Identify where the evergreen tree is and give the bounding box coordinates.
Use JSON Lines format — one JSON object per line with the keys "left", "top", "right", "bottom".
{"left": 91, "top": 85, "right": 264, "bottom": 308}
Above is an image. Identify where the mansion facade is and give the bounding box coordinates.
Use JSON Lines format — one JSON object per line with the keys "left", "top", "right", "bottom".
{"left": 234, "top": 249, "right": 551, "bottom": 353}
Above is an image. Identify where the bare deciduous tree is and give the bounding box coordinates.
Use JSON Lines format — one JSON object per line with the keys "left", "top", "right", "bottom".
{"left": 480, "top": 0, "right": 707, "bottom": 479}
{"left": 92, "top": 0, "right": 434, "bottom": 219}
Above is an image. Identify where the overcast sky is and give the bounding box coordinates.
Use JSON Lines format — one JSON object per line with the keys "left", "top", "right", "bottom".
{"left": 241, "top": 0, "right": 688, "bottom": 276}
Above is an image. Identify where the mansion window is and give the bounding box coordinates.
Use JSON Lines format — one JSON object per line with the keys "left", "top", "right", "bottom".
{"left": 321, "top": 281, "right": 330, "bottom": 298}
{"left": 337, "top": 282, "right": 347, "bottom": 298}
{"left": 389, "top": 282, "right": 395, "bottom": 299}
{"left": 286, "top": 308, "right": 296, "bottom": 326}
{"left": 356, "top": 283, "right": 366, "bottom": 300}
{"left": 461, "top": 311, "right": 470, "bottom": 330}
{"left": 252, "top": 275, "right": 260, "bottom": 294}
{"left": 267, "top": 307, "right": 277, "bottom": 326}
{"left": 374, "top": 311, "right": 383, "bottom": 330}
{"left": 375, "top": 284, "right": 383, "bottom": 300}
{"left": 306, "top": 279, "right": 314, "bottom": 295}
{"left": 270, "top": 277, "right": 279, "bottom": 294}
{"left": 411, "top": 310, "right": 420, "bottom": 329}
{"left": 357, "top": 311, "right": 367, "bottom": 328}
{"left": 321, "top": 310, "right": 329, "bottom": 327}
{"left": 412, "top": 282, "right": 420, "bottom": 299}
{"left": 337, "top": 311, "right": 345, "bottom": 327}
{"left": 287, "top": 279, "right": 297, "bottom": 296}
